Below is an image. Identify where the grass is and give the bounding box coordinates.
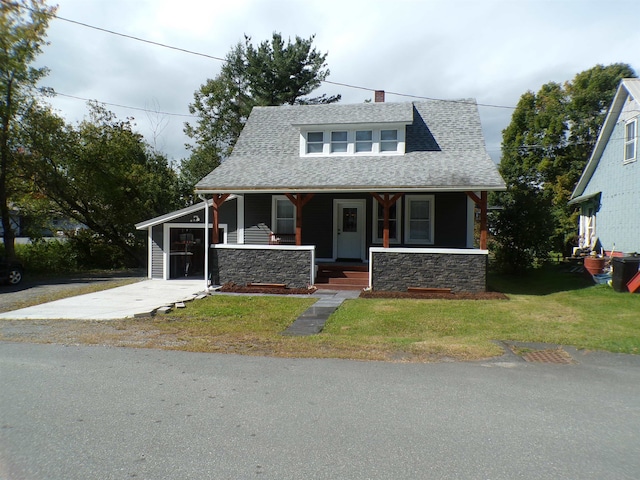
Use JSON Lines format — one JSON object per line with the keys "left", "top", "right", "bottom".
{"left": 322, "top": 283, "right": 640, "bottom": 360}
{"left": 4, "top": 265, "right": 638, "bottom": 362}
{"left": 148, "top": 265, "right": 640, "bottom": 362}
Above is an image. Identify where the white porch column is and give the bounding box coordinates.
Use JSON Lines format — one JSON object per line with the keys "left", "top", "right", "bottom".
{"left": 237, "top": 194, "right": 245, "bottom": 244}
{"left": 202, "top": 195, "right": 210, "bottom": 289}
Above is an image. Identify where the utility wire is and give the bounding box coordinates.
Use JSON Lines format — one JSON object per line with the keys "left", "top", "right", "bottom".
{"left": 53, "top": 91, "right": 198, "bottom": 118}
{"left": 9, "top": 0, "right": 517, "bottom": 112}
{"left": 17, "top": 1, "right": 631, "bottom": 151}
{"left": 2, "top": 0, "right": 226, "bottom": 62}
{"left": 49, "top": 13, "right": 228, "bottom": 62}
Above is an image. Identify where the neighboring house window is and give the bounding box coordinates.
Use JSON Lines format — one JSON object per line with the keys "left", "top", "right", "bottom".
{"left": 272, "top": 196, "right": 295, "bottom": 234}
{"left": 405, "top": 195, "right": 434, "bottom": 244}
{"left": 331, "top": 131, "right": 348, "bottom": 153}
{"left": 373, "top": 200, "right": 401, "bottom": 244}
{"left": 307, "top": 132, "right": 324, "bottom": 154}
{"left": 579, "top": 207, "right": 596, "bottom": 249}
{"left": 355, "top": 130, "right": 373, "bottom": 152}
{"left": 380, "top": 129, "right": 398, "bottom": 152}
{"left": 625, "top": 119, "right": 637, "bottom": 162}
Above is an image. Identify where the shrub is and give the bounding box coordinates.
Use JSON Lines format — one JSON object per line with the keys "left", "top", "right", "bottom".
{"left": 65, "top": 229, "right": 139, "bottom": 269}
{"left": 16, "top": 239, "right": 78, "bottom": 274}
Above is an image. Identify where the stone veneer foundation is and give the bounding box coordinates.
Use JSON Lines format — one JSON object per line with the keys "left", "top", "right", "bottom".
{"left": 370, "top": 247, "right": 488, "bottom": 293}
{"left": 210, "top": 245, "right": 315, "bottom": 288}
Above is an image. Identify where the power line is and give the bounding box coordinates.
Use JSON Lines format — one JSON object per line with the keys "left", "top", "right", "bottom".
{"left": 52, "top": 13, "right": 228, "bottom": 63}
{"left": 8, "top": 0, "right": 518, "bottom": 112}
{"left": 53, "top": 91, "right": 198, "bottom": 118}
{"left": 3, "top": 0, "right": 226, "bottom": 62}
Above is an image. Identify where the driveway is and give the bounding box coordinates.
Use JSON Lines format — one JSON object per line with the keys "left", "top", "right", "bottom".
{"left": 0, "top": 279, "right": 206, "bottom": 320}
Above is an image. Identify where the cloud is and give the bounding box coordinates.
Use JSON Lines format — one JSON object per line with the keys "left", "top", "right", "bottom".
{"left": 34, "top": 0, "right": 640, "bottom": 163}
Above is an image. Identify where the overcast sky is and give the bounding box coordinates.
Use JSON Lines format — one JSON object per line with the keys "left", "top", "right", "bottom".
{"left": 34, "top": 0, "right": 640, "bottom": 164}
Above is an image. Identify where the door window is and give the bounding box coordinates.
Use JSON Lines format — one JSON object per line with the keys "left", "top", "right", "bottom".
{"left": 342, "top": 207, "right": 358, "bottom": 232}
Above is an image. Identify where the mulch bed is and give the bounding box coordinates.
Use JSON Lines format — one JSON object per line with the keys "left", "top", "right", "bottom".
{"left": 360, "top": 290, "right": 508, "bottom": 300}
{"left": 218, "top": 282, "right": 317, "bottom": 295}
{"left": 218, "top": 282, "right": 507, "bottom": 300}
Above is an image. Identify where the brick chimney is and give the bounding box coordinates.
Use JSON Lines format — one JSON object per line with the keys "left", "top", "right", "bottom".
{"left": 374, "top": 90, "right": 385, "bottom": 103}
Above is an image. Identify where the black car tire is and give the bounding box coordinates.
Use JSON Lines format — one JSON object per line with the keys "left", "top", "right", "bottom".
{"left": 7, "top": 267, "right": 22, "bottom": 285}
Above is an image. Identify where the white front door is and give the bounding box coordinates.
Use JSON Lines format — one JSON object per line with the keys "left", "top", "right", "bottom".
{"left": 335, "top": 200, "right": 365, "bottom": 260}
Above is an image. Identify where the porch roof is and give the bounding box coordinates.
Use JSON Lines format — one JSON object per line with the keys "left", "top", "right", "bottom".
{"left": 567, "top": 191, "right": 601, "bottom": 206}
{"left": 134, "top": 197, "right": 231, "bottom": 230}
{"left": 195, "top": 100, "right": 505, "bottom": 194}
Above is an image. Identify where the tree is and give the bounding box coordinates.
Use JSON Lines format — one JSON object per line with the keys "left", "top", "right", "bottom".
{"left": 244, "top": 33, "right": 339, "bottom": 106}
{"left": 0, "top": 0, "right": 56, "bottom": 260}
{"left": 493, "top": 63, "right": 637, "bottom": 271}
{"left": 22, "top": 103, "right": 181, "bottom": 264}
{"left": 182, "top": 33, "right": 339, "bottom": 201}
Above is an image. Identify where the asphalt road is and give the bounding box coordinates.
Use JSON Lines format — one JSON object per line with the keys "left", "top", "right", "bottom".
{"left": 1, "top": 343, "right": 639, "bottom": 480}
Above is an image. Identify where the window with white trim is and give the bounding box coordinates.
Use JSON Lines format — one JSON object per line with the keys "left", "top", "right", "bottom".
{"left": 331, "top": 131, "right": 348, "bottom": 153}
{"left": 300, "top": 126, "right": 405, "bottom": 156}
{"left": 405, "top": 195, "right": 434, "bottom": 244}
{"left": 272, "top": 196, "right": 295, "bottom": 234}
{"left": 355, "top": 130, "right": 373, "bottom": 152}
{"left": 307, "top": 132, "right": 324, "bottom": 154}
{"left": 624, "top": 119, "right": 636, "bottom": 162}
{"left": 380, "top": 129, "right": 398, "bottom": 152}
{"left": 373, "top": 200, "right": 401, "bottom": 244}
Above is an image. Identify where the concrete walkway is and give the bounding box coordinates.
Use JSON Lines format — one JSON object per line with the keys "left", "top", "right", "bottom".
{"left": 0, "top": 280, "right": 206, "bottom": 320}
{"left": 282, "top": 289, "right": 361, "bottom": 336}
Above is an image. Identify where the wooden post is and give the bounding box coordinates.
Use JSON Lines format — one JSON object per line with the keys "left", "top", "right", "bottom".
{"left": 480, "top": 191, "right": 488, "bottom": 251}
{"left": 371, "top": 193, "right": 403, "bottom": 248}
{"left": 465, "top": 191, "right": 488, "bottom": 250}
{"left": 212, "top": 194, "right": 230, "bottom": 244}
{"left": 284, "top": 193, "right": 315, "bottom": 245}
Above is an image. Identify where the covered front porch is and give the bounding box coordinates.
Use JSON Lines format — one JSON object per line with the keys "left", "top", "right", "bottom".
{"left": 209, "top": 244, "right": 488, "bottom": 293}
{"left": 201, "top": 189, "right": 490, "bottom": 293}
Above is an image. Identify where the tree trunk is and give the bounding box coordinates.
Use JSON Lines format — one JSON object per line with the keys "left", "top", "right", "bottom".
{"left": 1, "top": 80, "right": 16, "bottom": 260}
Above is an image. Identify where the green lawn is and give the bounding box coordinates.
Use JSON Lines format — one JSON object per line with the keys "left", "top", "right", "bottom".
{"left": 155, "top": 266, "right": 640, "bottom": 361}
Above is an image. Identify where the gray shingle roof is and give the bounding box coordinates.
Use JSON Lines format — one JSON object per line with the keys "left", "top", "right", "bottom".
{"left": 290, "top": 101, "right": 414, "bottom": 125}
{"left": 195, "top": 99, "right": 505, "bottom": 193}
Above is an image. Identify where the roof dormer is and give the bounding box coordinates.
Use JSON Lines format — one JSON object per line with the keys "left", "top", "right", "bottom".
{"left": 299, "top": 125, "right": 407, "bottom": 157}
{"left": 294, "top": 102, "right": 413, "bottom": 158}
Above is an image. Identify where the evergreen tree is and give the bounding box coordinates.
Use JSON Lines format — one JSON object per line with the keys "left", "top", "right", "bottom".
{"left": 181, "top": 33, "right": 339, "bottom": 202}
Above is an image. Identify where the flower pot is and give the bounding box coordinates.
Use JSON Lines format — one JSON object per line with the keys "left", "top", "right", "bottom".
{"left": 584, "top": 257, "right": 606, "bottom": 276}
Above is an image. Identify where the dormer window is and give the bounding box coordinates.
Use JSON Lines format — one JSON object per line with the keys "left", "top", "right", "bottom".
{"left": 355, "top": 130, "right": 373, "bottom": 152}
{"left": 380, "top": 129, "right": 398, "bottom": 152}
{"left": 300, "top": 126, "right": 405, "bottom": 156}
{"left": 307, "top": 132, "right": 324, "bottom": 154}
{"left": 331, "top": 131, "right": 348, "bottom": 153}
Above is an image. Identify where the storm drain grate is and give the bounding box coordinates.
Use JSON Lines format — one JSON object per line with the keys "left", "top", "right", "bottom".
{"left": 522, "top": 348, "right": 573, "bottom": 364}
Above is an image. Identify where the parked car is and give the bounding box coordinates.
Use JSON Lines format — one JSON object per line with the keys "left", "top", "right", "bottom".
{"left": 0, "top": 258, "right": 23, "bottom": 285}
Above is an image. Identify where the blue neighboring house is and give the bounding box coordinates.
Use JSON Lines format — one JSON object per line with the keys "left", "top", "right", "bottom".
{"left": 570, "top": 78, "right": 640, "bottom": 255}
